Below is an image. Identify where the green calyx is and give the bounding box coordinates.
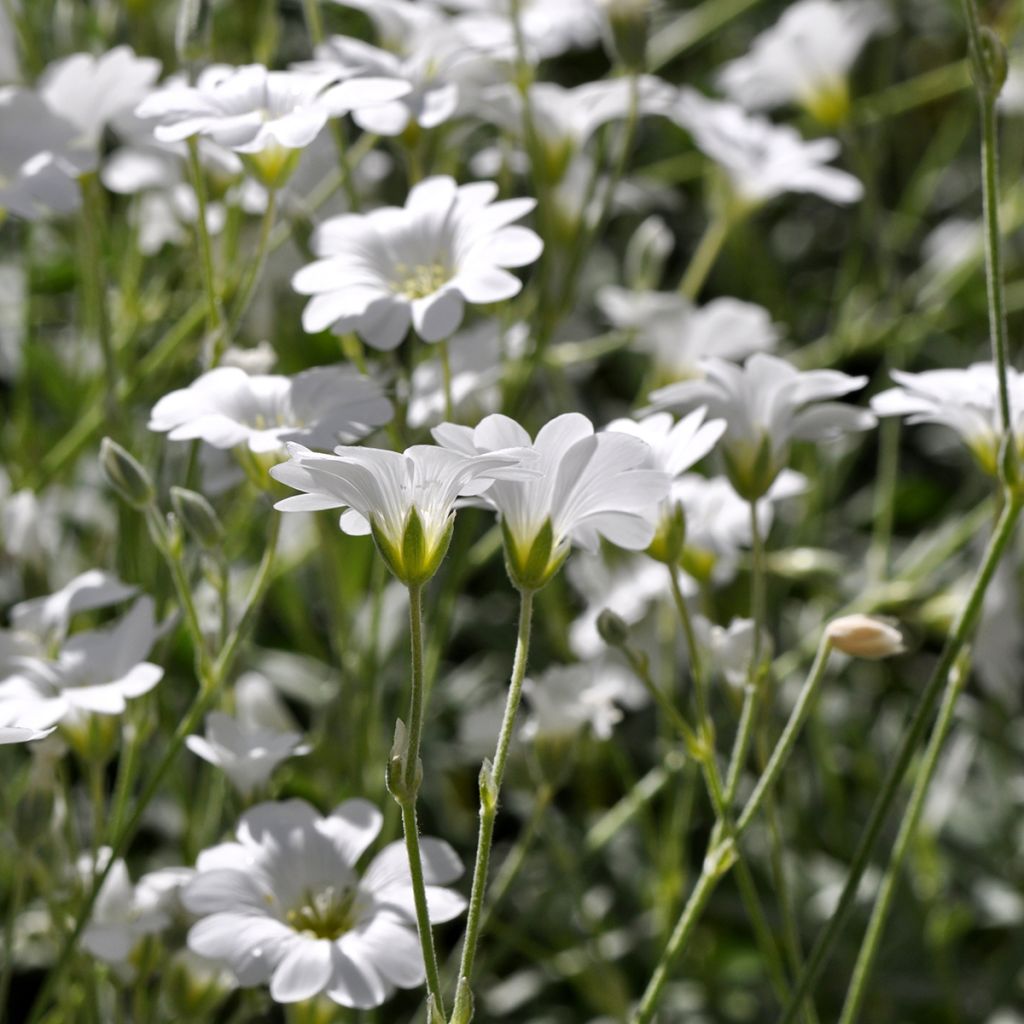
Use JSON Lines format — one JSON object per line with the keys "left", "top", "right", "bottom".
{"left": 372, "top": 507, "right": 454, "bottom": 587}
{"left": 502, "top": 518, "right": 567, "bottom": 592}
{"left": 722, "top": 435, "right": 780, "bottom": 503}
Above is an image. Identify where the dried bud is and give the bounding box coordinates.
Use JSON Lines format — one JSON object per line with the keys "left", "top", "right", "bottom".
{"left": 596, "top": 608, "right": 630, "bottom": 648}
{"left": 100, "top": 438, "right": 155, "bottom": 510}
{"left": 825, "top": 614, "right": 904, "bottom": 659}
{"left": 170, "top": 487, "right": 224, "bottom": 550}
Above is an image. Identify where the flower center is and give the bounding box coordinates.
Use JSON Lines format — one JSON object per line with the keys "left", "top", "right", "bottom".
{"left": 393, "top": 262, "right": 449, "bottom": 300}
{"left": 286, "top": 885, "right": 361, "bottom": 940}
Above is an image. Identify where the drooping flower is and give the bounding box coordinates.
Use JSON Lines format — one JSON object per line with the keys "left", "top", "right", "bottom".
{"left": 606, "top": 409, "right": 725, "bottom": 561}
{"left": 0, "top": 87, "right": 96, "bottom": 220}
{"left": 186, "top": 711, "right": 309, "bottom": 798}
{"left": 433, "top": 412, "right": 671, "bottom": 589}
{"left": 651, "top": 353, "right": 873, "bottom": 499}
{"left": 0, "top": 596, "right": 164, "bottom": 730}
{"left": 136, "top": 65, "right": 409, "bottom": 186}
{"left": 183, "top": 798, "right": 466, "bottom": 1008}
{"left": 596, "top": 287, "right": 779, "bottom": 385}
{"left": 271, "top": 442, "right": 528, "bottom": 585}
{"left": 870, "top": 363, "right": 1024, "bottom": 475}
{"left": 292, "top": 175, "right": 542, "bottom": 348}
{"left": 669, "top": 88, "right": 863, "bottom": 209}
{"left": 718, "top": 0, "right": 893, "bottom": 124}
{"left": 149, "top": 365, "right": 393, "bottom": 455}
{"left": 39, "top": 46, "right": 161, "bottom": 151}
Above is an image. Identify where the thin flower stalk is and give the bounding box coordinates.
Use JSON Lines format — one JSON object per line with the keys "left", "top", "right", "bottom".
{"left": 454, "top": 587, "right": 534, "bottom": 1010}
{"left": 79, "top": 172, "right": 117, "bottom": 423}
{"left": 226, "top": 188, "right": 278, "bottom": 338}
{"left": 186, "top": 137, "right": 228, "bottom": 362}
{"left": 837, "top": 653, "right": 971, "bottom": 1024}
{"left": 677, "top": 213, "right": 732, "bottom": 300}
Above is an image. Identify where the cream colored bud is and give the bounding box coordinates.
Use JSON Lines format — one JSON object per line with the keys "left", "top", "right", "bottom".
{"left": 825, "top": 614, "right": 904, "bottom": 659}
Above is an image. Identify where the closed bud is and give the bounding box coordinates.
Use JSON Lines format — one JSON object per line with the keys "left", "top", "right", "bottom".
{"left": 599, "top": 0, "right": 650, "bottom": 71}
{"left": 100, "top": 438, "right": 155, "bottom": 510}
{"left": 646, "top": 503, "right": 686, "bottom": 564}
{"left": 625, "top": 214, "right": 673, "bottom": 291}
{"left": 451, "top": 977, "right": 475, "bottom": 1024}
{"left": 973, "top": 26, "right": 1008, "bottom": 98}
{"left": 175, "top": 0, "right": 213, "bottom": 68}
{"left": 825, "top": 613, "right": 904, "bottom": 659}
{"left": 170, "top": 487, "right": 224, "bottom": 550}
{"left": 596, "top": 608, "right": 630, "bottom": 648}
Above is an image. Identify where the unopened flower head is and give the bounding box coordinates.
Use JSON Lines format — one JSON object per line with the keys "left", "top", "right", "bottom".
{"left": 271, "top": 442, "right": 528, "bottom": 585}
{"left": 605, "top": 409, "right": 726, "bottom": 562}
{"left": 651, "top": 353, "right": 874, "bottom": 500}
{"left": 718, "top": 0, "right": 893, "bottom": 124}
{"left": 149, "top": 365, "right": 393, "bottom": 458}
{"left": 670, "top": 88, "right": 863, "bottom": 211}
{"left": 136, "top": 64, "right": 409, "bottom": 187}
{"left": 597, "top": 288, "right": 779, "bottom": 386}
{"left": 184, "top": 798, "right": 466, "bottom": 1008}
{"left": 292, "top": 175, "right": 542, "bottom": 348}
{"left": 825, "top": 613, "right": 904, "bottom": 659}
{"left": 870, "top": 363, "right": 1024, "bottom": 476}
{"left": 433, "top": 412, "right": 671, "bottom": 590}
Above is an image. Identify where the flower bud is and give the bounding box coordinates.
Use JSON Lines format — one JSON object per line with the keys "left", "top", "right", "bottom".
{"left": 175, "top": 0, "right": 213, "bottom": 68}
{"left": 646, "top": 503, "right": 686, "bottom": 564}
{"left": 170, "top": 487, "right": 224, "bottom": 550}
{"left": 825, "top": 614, "right": 904, "bottom": 659}
{"left": 596, "top": 608, "right": 630, "bottom": 648}
{"left": 599, "top": 0, "right": 650, "bottom": 71}
{"left": 625, "top": 214, "right": 673, "bottom": 291}
{"left": 100, "top": 437, "right": 155, "bottom": 510}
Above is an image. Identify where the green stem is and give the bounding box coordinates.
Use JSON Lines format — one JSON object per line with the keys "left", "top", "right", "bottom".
{"left": 677, "top": 214, "right": 731, "bottom": 300}
{"left": 186, "top": 138, "right": 228, "bottom": 359}
{"left": 24, "top": 514, "right": 281, "bottom": 1024}
{"left": 79, "top": 173, "right": 116, "bottom": 419}
{"left": 396, "top": 585, "right": 445, "bottom": 1015}
{"left": 454, "top": 587, "right": 534, "bottom": 1010}
{"left": 775, "top": 491, "right": 1022, "bottom": 1024}
{"left": 837, "top": 654, "right": 970, "bottom": 1024}
{"left": 439, "top": 339, "right": 454, "bottom": 422}
{"left": 0, "top": 859, "right": 26, "bottom": 1017}
{"left": 226, "top": 189, "right": 278, "bottom": 342}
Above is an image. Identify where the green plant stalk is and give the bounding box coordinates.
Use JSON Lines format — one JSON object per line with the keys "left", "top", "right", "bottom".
{"left": 226, "top": 189, "right": 278, "bottom": 343}
{"left": 186, "top": 138, "right": 228, "bottom": 356}
{"left": 667, "top": 564, "right": 710, "bottom": 733}
{"left": 677, "top": 213, "right": 731, "bottom": 300}
{"left": 398, "top": 585, "right": 446, "bottom": 1015}
{"left": 24, "top": 513, "right": 281, "bottom": 1024}
{"left": 837, "top": 655, "right": 969, "bottom": 1024}
{"left": 0, "top": 858, "right": 27, "bottom": 1019}
{"left": 631, "top": 636, "right": 834, "bottom": 1023}
{"left": 774, "top": 490, "right": 1022, "bottom": 1024}
{"left": 455, "top": 587, "right": 535, "bottom": 1004}
{"left": 439, "top": 339, "right": 454, "bottom": 422}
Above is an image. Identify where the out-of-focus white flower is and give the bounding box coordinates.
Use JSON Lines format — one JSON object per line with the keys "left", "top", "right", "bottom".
{"left": 186, "top": 711, "right": 309, "bottom": 797}
{"left": 597, "top": 288, "right": 779, "bottom": 384}
{"left": 293, "top": 176, "right": 542, "bottom": 348}
{"left": 651, "top": 353, "right": 874, "bottom": 499}
{"left": 80, "top": 852, "right": 190, "bottom": 968}
{"left": 481, "top": 77, "right": 674, "bottom": 179}
{"left": 272, "top": 442, "right": 527, "bottom": 585}
{"left": 149, "top": 365, "right": 393, "bottom": 455}
{"left": 0, "top": 719, "right": 55, "bottom": 744}
{"left": 0, "top": 596, "right": 163, "bottom": 729}
{"left": 327, "top": 0, "right": 451, "bottom": 51}
{"left": 522, "top": 660, "right": 646, "bottom": 742}
{"left": 718, "top": 0, "right": 893, "bottom": 123}
{"left": 39, "top": 46, "right": 161, "bottom": 150}
{"left": 0, "top": 87, "right": 96, "bottom": 219}
{"left": 447, "top": 0, "right": 605, "bottom": 60}
{"left": 623, "top": 214, "right": 674, "bottom": 290}
{"left": 670, "top": 88, "right": 863, "bottom": 209}
{"left": 184, "top": 798, "right": 466, "bottom": 1007}
{"left": 408, "top": 321, "right": 527, "bottom": 428}
{"left": 234, "top": 670, "right": 302, "bottom": 733}
{"left": 871, "top": 363, "right": 1024, "bottom": 475}
{"left": 693, "top": 616, "right": 761, "bottom": 686}
{"left": 999, "top": 54, "right": 1024, "bottom": 114}
{"left": 974, "top": 557, "right": 1024, "bottom": 706}
{"left": 302, "top": 30, "right": 499, "bottom": 137}
{"left": 433, "top": 412, "right": 671, "bottom": 589}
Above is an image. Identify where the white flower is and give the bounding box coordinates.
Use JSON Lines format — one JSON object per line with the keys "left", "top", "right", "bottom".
{"left": 0, "top": 719, "right": 55, "bottom": 744}
{"left": 302, "top": 30, "right": 499, "bottom": 137}
{"left": 522, "top": 660, "right": 646, "bottom": 742}
{"left": 669, "top": 88, "right": 863, "bottom": 208}
{"left": 39, "top": 46, "right": 161, "bottom": 150}
{"left": 293, "top": 176, "right": 542, "bottom": 348}
{"left": 718, "top": 0, "right": 892, "bottom": 122}
{"left": 692, "top": 616, "right": 761, "bottom": 686}
{"left": 596, "top": 287, "right": 780, "bottom": 384}
{"left": 870, "top": 363, "right": 1024, "bottom": 475}
{"left": 136, "top": 65, "right": 408, "bottom": 184}
{"left": 149, "top": 365, "right": 393, "bottom": 454}
{"left": 408, "top": 320, "right": 526, "bottom": 428}
{"left": 651, "top": 353, "right": 874, "bottom": 499}
{"left": 327, "top": 0, "right": 451, "bottom": 52}
{"left": 184, "top": 798, "right": 466, "bottom": 1007}
{"left": 0, "top": 596, "right": 163, "bottom": 729}
{"left": 433, "top": 412, "right": 671, "bottom": 588}
{"left": 999, "top": 53, "right": 1024, "bottom": 115}
{"left": 0, "top": 87, "right": 96, "bottom": 220}
{"left": 186, "top": 711, "right": 309, "bottom": 797}
{"left": 448, "top": 0, "right": 604, "bottom": 60}
{"left": 271, "top": 441, "right": 528, "bottom": 584}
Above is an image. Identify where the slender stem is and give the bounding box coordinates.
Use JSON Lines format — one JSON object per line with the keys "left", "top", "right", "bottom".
{"left": 667, "top": 563, "right": 710, "bottom": 731}
{"left": 79, "top": 173, "right": 117, "bottom": 424}
{"left": 837, "top": 655, "right": 969, "bottom": 1024}
{"left": 678, "top": 214, "right": 731, "bottom": 300}
{"left": 0, "top": 859, "right": 27, "bottom": 1017}
{"left": 24, "top": 515, "right": 281, "bottom": 1024}
{"left": 775, "top": 491, "right": 1022, "bottom": 1024}
{"left": 226, "top": 189, "right": 278, "bottom": 343}
{"left": 397, "top": 585, "right": 445, "bottom": 1014}
{"left": 439, "top": 340, "right": 454, "bottom": 422}
{"left": 186, "top": 138, "right": 228, "bottom": 359}
{"left": 455, "top": 587, "right": 534, "bottom": 1003}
